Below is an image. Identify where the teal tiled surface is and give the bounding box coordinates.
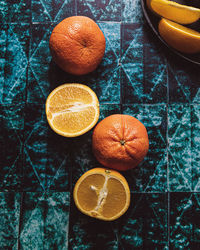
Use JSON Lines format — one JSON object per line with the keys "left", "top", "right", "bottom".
{"left": 121, "top": 23, "right": 167, "bottom": 104}
{"left": 0, "top": 0, "right": 31, "bottom": 23}
{"left": 69, "top": 193, "right": 168, "bottom": 249}
{"left": 0, "top": 192, "right": 20, "bottom": 249}
{"left": 77, "top": 0, "right": 121, "bottom": 21}
{"left": 32, "top": 0, "right": 75, "bottom": 23}
{"left": 24, "top": 104, "right": 71, "bottom": 191}
{"left": 19, "top": 192, "right": 70, "bottom": 249}
{"left": 0, "top": 0, "right": 200, "bottom": 249}
{"left": 170, "top": 193, "right": 200, "bottom": 249}
{"left": 1, "top": 23, "right": 29, "bottom": 104}
{"left": 0, "top": 104, "right": 24, "bottom": 191}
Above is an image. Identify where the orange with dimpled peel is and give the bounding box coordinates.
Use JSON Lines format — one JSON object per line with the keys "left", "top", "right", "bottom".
{"left": 49, "top": 16, "right": 106, "bottom": 75}
{"left": 92, "top": 114, "right": 149, "bottom": 171}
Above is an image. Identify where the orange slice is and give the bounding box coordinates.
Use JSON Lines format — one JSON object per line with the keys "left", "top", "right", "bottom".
{"left": 147, "top": 0, "right": 200, "bottom": 24}
{"left": 73, "top": 168, "right": 130, "bottom": 221}
{"left": 45, "top": 83, "right": 99, "bottom": 137}
{"left": 158, "top": 18, "right": 200, "bottom": 54}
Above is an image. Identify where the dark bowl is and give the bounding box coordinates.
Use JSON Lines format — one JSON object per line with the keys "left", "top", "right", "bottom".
{"left": 141, "top": 0, "right": 200, "bottom": 65}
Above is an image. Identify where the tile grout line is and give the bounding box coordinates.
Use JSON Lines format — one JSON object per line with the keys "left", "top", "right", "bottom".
{"left": 166, "top": 56, "right": 170, "bottom": 249}
{"left": 17, "top": 192, "right": 25, "bottom": 250}
{"left": 66, "top": 149, "right": 74, "bottom": 249}
{"left": 167, "top": 191, "right": 170, "bottom": 249}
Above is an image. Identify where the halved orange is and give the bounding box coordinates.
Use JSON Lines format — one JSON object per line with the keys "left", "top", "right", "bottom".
{"left": 159, "top": 18, "right": 200, "bottom": 54}
{"left": 147, "top": 0, "right": 200, "bottom": 24}
{"left": 45, "top": 83, "right": 99, "bottom": 137}
{"left": 73, "top": 168, "right": 130, "bottom": 221}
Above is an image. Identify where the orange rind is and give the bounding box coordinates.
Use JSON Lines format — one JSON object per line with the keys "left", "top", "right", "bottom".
{"left": 159, "top": 18, "right": 200, "bottom": 54}
{"left": 147, "top": 0, "right": 200, "bottom": 24}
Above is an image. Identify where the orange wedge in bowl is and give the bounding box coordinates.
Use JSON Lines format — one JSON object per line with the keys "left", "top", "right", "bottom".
{"left": 45, "top": 83, "right": 99, "bottom": 137}
{"left": 158, "top": 18, "right": 200, "bottom": 54}
{"left": 73, "top": 168, "right": 130, "bottom": 221}
{"left": 147, "top": 0, "right": 200, "bottom": 24}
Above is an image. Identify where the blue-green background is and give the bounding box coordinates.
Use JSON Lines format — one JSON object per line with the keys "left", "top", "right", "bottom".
{"left": 0, "top": 0, "right": 200, "bottom": 249}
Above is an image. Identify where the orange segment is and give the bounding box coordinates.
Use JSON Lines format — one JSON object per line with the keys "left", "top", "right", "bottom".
{"left": 45, "top": 83, "right": 99, "bottom": 137}
{"left": 158, "top": 18, "right": 200, "bottom": 54}
{"left": 77, "top": 174, "right": 105, "bottom": 211}
{"left": 147, "top": 0, "right": 200, "bottom": 24}
{"left": 102, "top": 178, "right": 127, "bottom": 218}
{"left": 73, "top": 168, "right": 130, "bottom": 221}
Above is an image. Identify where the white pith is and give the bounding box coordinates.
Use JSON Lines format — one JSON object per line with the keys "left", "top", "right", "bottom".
{"left": 48, "top": 102, "right": 97, "bottom": 120}
{"left": 92, "top": 174, "right": 109, "bottom": 213}
{"left": 75, "top": 172, "right": 130, "bottom": 220}
{"left": 45, "top": 83, "right": 99, "bottom": 137}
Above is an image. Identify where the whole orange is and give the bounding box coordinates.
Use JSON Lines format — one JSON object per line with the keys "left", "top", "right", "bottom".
{"left": 49, "top": 16, "right": 106, "bottom": 75}
{"left": 92, "top": 114, "right": 149, "bottom": 171}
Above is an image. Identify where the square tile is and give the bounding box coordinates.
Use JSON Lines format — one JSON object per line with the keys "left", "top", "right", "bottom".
{"left": 69, "top": 193, "right": 168, "bottom": 249}
{"left": 122, "top": 104, "right": 167, "bottom": 192}
{"left": 120, "top": 193, "right": 168, "bottom": 249}
{"left": 68, "top": 200, "right": 119, "bottom": 249}
{"left": 32, "top": 0, "right": 75, "bottom": 23}
{"left": 0, "top": 0, "right": 30, "bottom": 23}
{"left": 170, "top": 192, "right": 200, "bottom": 249}
{"left": 23, "top": 104, "right": 71, "bottom": 191}
{"left": 168, "top": 105, "right": 192, "bottom": 191}
{"left": 1, "top": 23, "right": 29, "bottom": 104}
{"left": 169, "top": 104, "right": 200, "bottom": 192}
{"left": 168, "top": 58, "right": 200, "bottom": 104}
{"left": 142, "top": 26, "right": 167, "bottom": 103}
{"left": 77, "top": 0, "right": 121, "bottom": 21}
{"left": 20, "top": 192, "right": 70, "bottom": 249}
{"left": 0, "top": 192, "right": 21, "bottom": 249}
{"left": 28, "top": 23, "right": 53, "bottom": 104}
{"left": 47, "top": 22, "right": 121, "bottom": 104}
{"left": 0, "top": 104, "right": 24, "bottom": 191}
{"left": 121, "top": 24, "right": 167, "bottom": 104}
{"left": 121, "top": 0, "right": 143, "bottom": 23}
{"left": 72, "top": 104, "right": 121, "bottom": 184}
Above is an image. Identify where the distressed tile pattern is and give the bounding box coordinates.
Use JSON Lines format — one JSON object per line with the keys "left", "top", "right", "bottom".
{"left": 0, "top": 0, "right": 31, "bottom": 23}
{"left": 168, "top": 105, "right": 200, "bottom": 192}
{"left": 0, "top": 104, "right": 24, "bottom": 191}
{"left": 0, "top": 192, "right": 21, "bottom": 249}
{"left": 69, "top": 193, "right": 168, "bottom": 249}
{"left": 1, "top": 23, "right": 29, "bottom": 104}
{"left": 32, "top": 0, "right": 75, "bottom": 22}
{"left": 168, "top": 105, "right": 192, "bottom": 191}
{"left": 122, "top": 0, "right": 143, "bottom": 23}
{"left": 23, "top": 104, "right": 71, "bottom": 191}
{"left": 170, "top": 193, "right": 200, "bottom": 249}
{"left": 121, "top": 23, "right": 167, "bottom": 104}
{"left": 20, "top": 192, "right": 70, "bottom": 249}
{"left": 168, "top": 56, "right": 200, "bottom": 104}
{"left": 0, "top": 0, "right": 199, "bottom": 249}
{"left": 28, "top": 24, "right": 53, "bottom": 103}
{"left": 77, "top": 0, "right": 121, "bottom": 21}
